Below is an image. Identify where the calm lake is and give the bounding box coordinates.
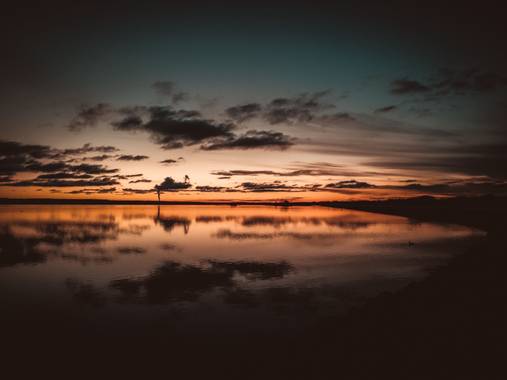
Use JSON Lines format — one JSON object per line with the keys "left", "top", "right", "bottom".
{"left": 0, "top": 204, "right": 483, "bottom": 337}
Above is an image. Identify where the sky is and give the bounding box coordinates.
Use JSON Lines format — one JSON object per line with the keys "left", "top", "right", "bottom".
{"left": 1, "top": 0, "right": 506, "bottom": 201}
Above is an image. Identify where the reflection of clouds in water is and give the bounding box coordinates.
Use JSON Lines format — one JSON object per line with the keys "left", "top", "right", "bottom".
{"left": 120, "top": 224, "right": 152, "bottom": 235}
{"left": 116, "top": 246, "right": 146, "bottom": 255}
{"left": 160, "top": 243, "right": 181, "bottom": 252}
{"left": 194, "top": 214, "right": 376, "bottom": 230}
{"left": 1, "top": 205, "right": 485, "bottom": 334}
{"left": 121, "top": 213, "right": 151, "bottom": 221}
{"left": 213, "top": 229, "right": 345, "bottom": 243}
{"left": 0, "top": 219, "right": 153, "bottom": 267}
{"left": 12, "top": 220, "right": 121, "bottom": 245}
{"left": 65, "top": 265, "right": 366, "bottom": 318}
{"left": 195, "top": 216, "right": 224, "bottom": 223}
{"left": 0, "top": 226, "right": 47, "bottom": 267}
{"left": 109, "top": 260, "right": 294, "bottom": 304}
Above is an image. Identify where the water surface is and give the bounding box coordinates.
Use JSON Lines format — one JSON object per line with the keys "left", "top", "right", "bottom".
{"left": 0, "top": 205, "right": 483, "bottom": 336}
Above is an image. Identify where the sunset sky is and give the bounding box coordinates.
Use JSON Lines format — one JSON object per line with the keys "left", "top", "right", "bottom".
{"left": 1, "top": 1, "right": 506, "bottom": 201}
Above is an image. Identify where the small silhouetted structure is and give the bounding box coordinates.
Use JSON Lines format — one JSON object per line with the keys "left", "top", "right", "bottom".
{"left": 155, "top": 186, "right": 161, "bottom": 203}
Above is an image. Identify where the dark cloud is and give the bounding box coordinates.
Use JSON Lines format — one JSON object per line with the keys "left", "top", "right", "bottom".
{"left": 0, "top": 140, "right": 124, "bottom": 189}
{"left": 407, "top": 106, "right": 432, "bottom": 118}
{"left": 391, "top": 68, "right": 507, "bottom": 99}
{"left": 160, "top": 158, "right": 183, "bottom": 165}
{"left": 225, "top": 103, "right": 262, "bottom": 122}
{"left": 155, "top": 177, "right": 192, "bottom": 192}
{"left": 84, "top": 154, "right": 114, "bottom": 162}
{"left": 68, "top": 102, "right": 297, "bottom": 151}
{"left": 59, "top": 163, "right": 119, "bottom": 175}
{"left": 364, "top": 142, "right": 507, "bottom": 179}
{"left": 121, "top": 188, "right": 154, "bottom": 194}
{"left": 391, "top": 180, "right": 507, "bottom": 196}
{"left": 195, "top": 186, "right": 228, "bottom": 192}
{"left": 111, "top": 115, "right": 143, "bottom": 130}
{"left": 58, "top": 143, "right": 119, "bottom": 156}
{"left": 390, "top": 79, "right": 430, "bottom": 95}
{"left": 7, "top": 178, "right": 120, "bottom": 187}
{"left": 0, "top": 141, "right": 55, "bottom": 176}
{"left": 239, "top": 182, "right": 299, "bottom": 192}
{"left": 264, "top": 90, "right": 334, "bottom": 125}
{"left": 433, "top": 67, "right": 507, "bottom": 95}
{"left": 212, "top": 169, "right": 291, "bottom": 177}
{"left": 201, "top": 130, "right": 294, "bottom": 150}
{"left": 0, "top": 140, "right": 53, "bottom": 159}
{"left": 67, "top": 187, "right": 117, "bottom": 194}
{"left": 67, "top": 103, "right": 112, "bottom": 131}
{"left": 152, "top": 81, "right": 189, "bottom": 104}
{"left": 325, "top": 180, "right": 375, "bottom": 189}
{"left": 212, "top": 162, "right": 376, "bottom": 178}
{"left": 315, "top": 112, "right": 455, "bottom": 138}
{"left": 36, "top": 172, "right": 94, "bottom": 180}
{"left": 112, "top": 105, "right": 236, "bottom": 149}
{"left": 374, "top": 105, "right": 397, "bottom": 113}
{"left": 23, "top": 161, "right": 68, "bottom": 173}
{"left": 116, "top": 155, "right": 149, "bottom": 161}
{"left": 129, "top": 179, "right": 151, "bottom": 183}
{"left": 223, "top": 90, "right": 333, "bottom": 126}
{"left": 0, "top": 156, "right": 37, "bottom": 176}
{"left": 92, "top": 187, "right": 118, "bottom": 194}
{"left": 324, "top": 112, "right": 355, "bottom": 121}
{"left": 0, "top": 141, "right": 123, "bottom": 187}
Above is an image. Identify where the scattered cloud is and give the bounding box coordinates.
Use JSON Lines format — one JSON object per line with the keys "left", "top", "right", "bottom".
{"left": 57, "top": 143, "right": 119, "bottom": 156}
{"left": 67, "top": 103, "right": 113, "bottom": 131}
{"left": 225, "top": 103, "right": 262, "bottom": 122}
{"left": 160, "top": 157, "right": 184, "bottom": 165}
{"left": 195, "top": 186, "right": 228, "bottom": 192}
{"left": 374, "top": 105, "right": 397, "bottom": 113}
{"left": 8, "top": 178, "right": 120, "bottom": 187}
{"left": 122, "top": 188, "right": 154, "bottom": 194}
{"left": 152, "top": 81, "right": 189, "bottom": 104}
{"left": 201, "top": 130, "right": 294, "bottom": 150}
{"left": 212, "top": 162, "right": 379, "bottom": 178}
{"left": 391, "top": 67, "right": 507, "bottom": 98}
{"left": 325, "top": 180, "right": 375, "bottom": 189}
{"left": 84, "top": 154, "right": 114, "bottom": 161}
{"left": 111, "top": 105, "right": 237, "bottom": 149}
{"left": 116, "top": 155, "right": 149, "bottom": 161}
{"left": 225, "top": 90, "right": 334, "bottom": 126}
{"left": 239, "top": 182, "right": 301, "bottom": 192}
{"left": 390, "top": 79, "right": 430, "bottom": 95}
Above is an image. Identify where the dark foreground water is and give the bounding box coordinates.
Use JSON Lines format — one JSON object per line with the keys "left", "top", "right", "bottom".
{"left": 0, "top": 204, "right": 483, "bottom": 339}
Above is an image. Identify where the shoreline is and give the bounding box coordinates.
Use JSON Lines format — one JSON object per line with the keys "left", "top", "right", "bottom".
{"left": 2, "top": 195, "right": 505, "bottom": 231}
